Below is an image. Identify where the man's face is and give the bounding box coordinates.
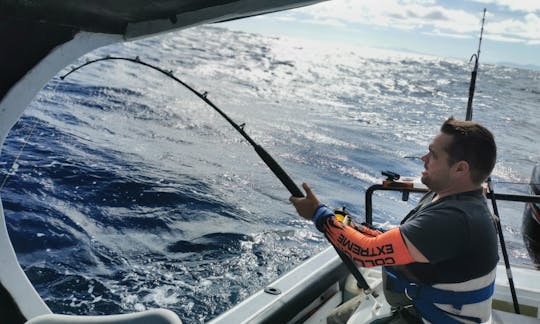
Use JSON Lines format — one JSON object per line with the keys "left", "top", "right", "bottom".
{"left": 420, "top": 132, "right": 455, "bottom": 192}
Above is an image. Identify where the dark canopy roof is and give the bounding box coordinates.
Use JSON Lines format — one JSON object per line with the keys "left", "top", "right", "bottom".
{"left": 0, "top": 0, "right": 322, "bottom": 34}
{"left": 0, "top": 0, "right": 324, "bottom": 100}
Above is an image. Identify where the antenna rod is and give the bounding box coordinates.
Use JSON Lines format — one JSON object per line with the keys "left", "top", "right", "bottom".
{"left": 464, "top": 9, "right": 520, "bottom": 314}
{"left": 465, "top": 8, "right": 486, "bottom": 121}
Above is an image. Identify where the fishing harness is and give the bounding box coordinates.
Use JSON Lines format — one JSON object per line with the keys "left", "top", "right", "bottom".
{"left": 325, "top": 203, "right": 496, "bottom": 324}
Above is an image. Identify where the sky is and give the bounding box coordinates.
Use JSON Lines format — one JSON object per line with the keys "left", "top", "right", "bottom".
{"left": 220, "top": 0, "right": 540, "bottom": 69}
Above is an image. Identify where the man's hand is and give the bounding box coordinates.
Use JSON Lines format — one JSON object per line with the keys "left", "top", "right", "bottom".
{"left": 289, "top": 182, "right": 321, "bottom": 220}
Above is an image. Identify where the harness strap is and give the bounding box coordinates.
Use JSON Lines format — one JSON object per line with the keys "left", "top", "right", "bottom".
{"left": 414, "top": 300, "right": 484, "bottom": 324}
{"left": 384, "top": 267, "right": 494, "bottom": 323}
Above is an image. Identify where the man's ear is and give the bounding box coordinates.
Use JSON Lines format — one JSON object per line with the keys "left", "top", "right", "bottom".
{"left": 455, "top": 160, "right": 470, "bottom": 174}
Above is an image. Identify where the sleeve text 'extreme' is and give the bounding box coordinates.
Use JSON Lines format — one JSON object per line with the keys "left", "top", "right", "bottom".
{"left": 322, "top": 216, "right": 415, "bottom": 268}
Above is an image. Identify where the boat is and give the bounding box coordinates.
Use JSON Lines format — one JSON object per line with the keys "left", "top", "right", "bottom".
{"left": 1, "top": 1, "right": 540, "bottom": 323}
{"left": 0, "top": 1, "right": 326, "bottom": 323}
{"left": 210, "top": 177, "right": 540, "bottom": 323}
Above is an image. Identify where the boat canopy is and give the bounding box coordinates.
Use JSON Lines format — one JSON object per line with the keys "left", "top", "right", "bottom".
{"left": 0, "top": 0, "right": 324, "bottom": 36}
{"left": 0, "top": 0, "right": 325, "bottom": 100}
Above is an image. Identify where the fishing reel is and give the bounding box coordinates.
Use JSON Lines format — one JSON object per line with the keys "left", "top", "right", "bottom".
{"left": 334, "top": 206, "right": 353, "bottom": 225}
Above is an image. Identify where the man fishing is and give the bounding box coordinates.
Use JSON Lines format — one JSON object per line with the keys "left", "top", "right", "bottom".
{"left": 290, "top": 117, "right": 499, "bottom": 323}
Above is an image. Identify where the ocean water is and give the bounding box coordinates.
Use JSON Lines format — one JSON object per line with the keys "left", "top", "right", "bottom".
{"left": 1, "top": 26, "right": 539, "bottom": 322}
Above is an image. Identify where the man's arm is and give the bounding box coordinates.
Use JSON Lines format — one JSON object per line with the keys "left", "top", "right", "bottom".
{"left": 290, "top": 183, "right": 428, "bottom": 266}
{"left": 402, "top": 234, "right": 429, "bottom": 263}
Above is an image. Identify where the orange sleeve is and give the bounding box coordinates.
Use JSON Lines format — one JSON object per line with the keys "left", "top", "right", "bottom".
{"left": 357, "top": 225, "right": 383, "bottom": 237}
{"left": 322, "top": 217, "right": 415, "bottom": 267}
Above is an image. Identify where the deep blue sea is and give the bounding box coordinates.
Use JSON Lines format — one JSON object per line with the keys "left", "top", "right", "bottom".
{"left": 1, "top": 26, "right": 539, "bottom": 323}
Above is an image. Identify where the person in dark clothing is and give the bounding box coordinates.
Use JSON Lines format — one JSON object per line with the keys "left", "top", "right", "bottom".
{"left": 290, "top": 117, "right": 498, "bottom": 323}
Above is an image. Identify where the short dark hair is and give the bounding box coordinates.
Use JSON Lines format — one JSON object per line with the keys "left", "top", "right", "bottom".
{"left": 440, "top": 117, "right": 497, "bottom": 184}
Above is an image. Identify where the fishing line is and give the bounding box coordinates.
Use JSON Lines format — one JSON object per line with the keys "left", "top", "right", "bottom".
{"left": 0, "top": 121, "right": 38, "bottom": 190}
{"left": 0, "top": 79, "right": 61, "bottom": 191}
{"left": 61, "top": 56, "right": 372, "bottom": 290}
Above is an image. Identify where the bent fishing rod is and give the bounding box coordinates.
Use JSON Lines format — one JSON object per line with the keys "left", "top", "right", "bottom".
{"left": 61, "top": 56, "right": 371, "bottom": 290}
{"left": 465, "top": 10, "right": 521, "bottom": 314}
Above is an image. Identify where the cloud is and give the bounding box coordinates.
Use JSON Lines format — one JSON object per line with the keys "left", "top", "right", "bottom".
{"left": 298, "top": 0, "right": 481, "bottom": 32}
{"left": 486, "top": 13, "right": 540, "bottom": 43}
{"left": 422, "top": 30, "right": 474, "bottom": 39}
{"left": 294, "top": 0, "right": 539, "bottom": 45}
{"left": 469, "top": 0, "right": 540, "bottom": 13}
{"left": 302, "top": 18, "right": 348, "bottom": 28}
{"left": 273, "top": 16, "right": 298, "bottom": 22}
{"left": 484, "top": 33, "right": 526, "bottom": 43}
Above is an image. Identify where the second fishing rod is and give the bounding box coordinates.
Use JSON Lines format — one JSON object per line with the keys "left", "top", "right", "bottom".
{"left": 464, "top": 9, "right": 521, "bottom": 314}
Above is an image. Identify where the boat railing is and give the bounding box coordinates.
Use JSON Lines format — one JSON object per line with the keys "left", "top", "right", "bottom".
{"left": 364, "top": 175, "right": 540, "bottom": 225}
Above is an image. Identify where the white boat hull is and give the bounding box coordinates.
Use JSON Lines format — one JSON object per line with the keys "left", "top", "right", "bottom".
{"left": 211, "top": 246, "right": 540, "bottom": 323}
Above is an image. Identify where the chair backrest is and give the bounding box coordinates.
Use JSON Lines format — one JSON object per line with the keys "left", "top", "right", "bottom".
{"left": 25, "top": 309, "right": 182, "bottom": 324}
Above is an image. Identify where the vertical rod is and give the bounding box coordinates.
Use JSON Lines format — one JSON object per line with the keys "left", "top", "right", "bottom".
{"left": 487, "top": 178, "right": 521, "bottom": 314}
{"left": 465, "top": 8, "right": 486, "bottom": 121}
{"left": 464, "top": 10, "right": 520, "bottom": 313}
